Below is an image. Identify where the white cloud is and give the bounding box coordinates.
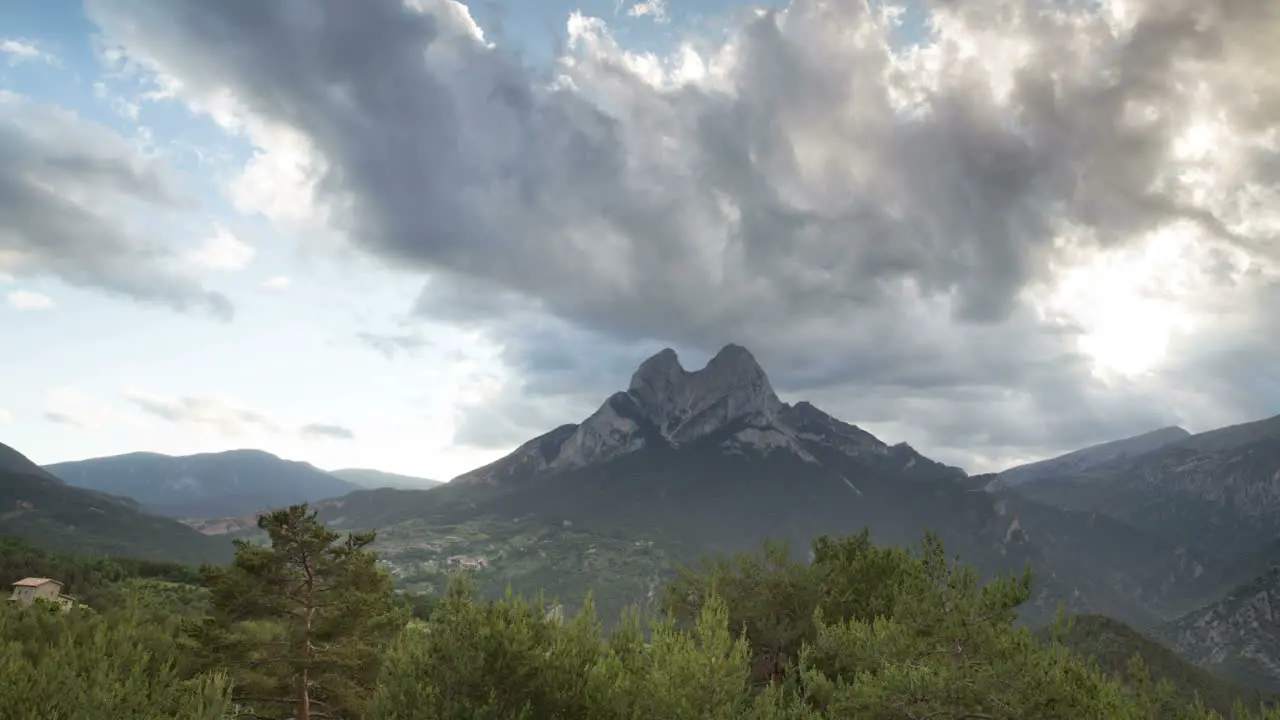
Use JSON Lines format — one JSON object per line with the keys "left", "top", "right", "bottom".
{"left": 299, "top": 422, "right": 355, "bottom": 440}
{"left": 0, "top": 39, "right": 55, "bottom": 66}
{"left": 122, "top": 388, "right": 277, "bottom": 436}
{"left": 186, "top": 226, "right": 255, "bottom": 271}
{"left": 262, "top": 275, "right": 292, "bottom": 291}
{"left": 43, "top": 387, "right": 116, "bottom": 430}
{"left": 0, "top": 408, "right": 11, "bottom": 427}
{"left": 92, "top": 80, "right": 140, "bottom": 120}
{"left": 625, "top": 0, "right": 668, "bottom": 23}
{"left": 5, "top": 289, "right": 54, "bottom": 310}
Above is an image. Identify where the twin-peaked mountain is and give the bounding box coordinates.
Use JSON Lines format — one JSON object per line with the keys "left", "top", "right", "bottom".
{"left": 453, "top": 344, "right": 958, "bottom": 487}
{"left": 321, "top": 344, "right": 1086, "bottom": 622}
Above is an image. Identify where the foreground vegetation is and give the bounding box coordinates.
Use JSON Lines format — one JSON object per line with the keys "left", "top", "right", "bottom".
{"left": 1, "top": 506, "right": 1277, "bottom": 719}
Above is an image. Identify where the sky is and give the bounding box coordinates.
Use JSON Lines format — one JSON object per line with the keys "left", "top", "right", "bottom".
{"left": 0, "top": 0, "right": 1276, "bottom": 483}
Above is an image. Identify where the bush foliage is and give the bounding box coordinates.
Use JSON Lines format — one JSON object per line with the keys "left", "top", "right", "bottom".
{"left": 1, "top": 505, "right": 1276, "bottom": 719}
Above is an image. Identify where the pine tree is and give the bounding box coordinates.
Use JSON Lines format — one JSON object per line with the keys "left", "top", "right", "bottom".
{"left": 184, "top": 504, "right": 406, "bottom": 720}
{"left": 0, "top": 600, "right": 234, "bottom": 719}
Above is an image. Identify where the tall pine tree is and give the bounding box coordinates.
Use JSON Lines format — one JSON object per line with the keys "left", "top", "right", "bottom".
{"left": 184, "top": 504, "right": 406, "bottom": 720}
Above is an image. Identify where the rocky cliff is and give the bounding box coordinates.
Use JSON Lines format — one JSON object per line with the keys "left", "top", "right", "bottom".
{"left": 1155, "top": 567, "right": 1280, "bottom": 693}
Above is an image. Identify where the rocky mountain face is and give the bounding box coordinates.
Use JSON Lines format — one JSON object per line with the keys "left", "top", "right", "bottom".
{"left": 1014, "top": 415, "right": 1280, "bottom": 593}
{"left": 1155, "top": 567, "right": 1280, "bottom": 693}
{"left": 454, "top": 344, "right": 955, "bottom": 487}
{"left": 992, "top": 426, "right": 1191, "bottom": 489}
{"left": 45, "top": 449, "right": 359, "bottom": 519}
{"left": 0, "top": 441, "right": 233, "bottom": 564}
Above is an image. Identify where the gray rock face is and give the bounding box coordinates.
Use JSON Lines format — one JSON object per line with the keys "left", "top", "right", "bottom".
{"left": 627, "top": 344, "right": 785, "bottom": 444}
{"left": 1155, "top": 566, "right": 1280, "bottom": 692}
{"left": 782, "top": 401, "right": 887, "bottom": 458}
{"left": 549, "top": 393, "right": 649, "bottom": 471}
{"left": 454, "top": 343, "right": 896, "bottom": 482}
{"left": 1016, "top": 414, "right": 1280, "bottom": 564}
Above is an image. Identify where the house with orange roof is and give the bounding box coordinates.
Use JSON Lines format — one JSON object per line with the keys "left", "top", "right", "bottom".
{"left": 9, "top": 577, "right": 75, "bottom": 610}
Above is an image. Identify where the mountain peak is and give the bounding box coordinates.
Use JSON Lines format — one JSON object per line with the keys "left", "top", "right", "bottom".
{"left": 528, "top": 344, "right": 788, "bottom": 473}
{"left": 707, "top": 342, "right": 759, "bottom": 367}
{"left": 626, "top": 343, "right": 782, "bottom": 441}
{"left": 453, "top": 343, "right": 913, "bottom": 484}
{"left": 628, "top": 347, "right": 686, "bottom": 395}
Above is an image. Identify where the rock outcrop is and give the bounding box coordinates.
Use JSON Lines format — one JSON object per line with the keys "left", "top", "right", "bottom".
{"left": 1155, "top": 566, "right": 1280, "bottom": 692}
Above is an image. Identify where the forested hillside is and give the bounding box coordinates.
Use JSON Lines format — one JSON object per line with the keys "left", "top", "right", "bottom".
{"left": 1, "top": 506, "right": 1277, "bottom": 720}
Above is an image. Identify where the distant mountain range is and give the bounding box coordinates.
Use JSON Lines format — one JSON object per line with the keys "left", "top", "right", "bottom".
{"left": 0, "top": 441, "right": 232, "bottom": 565}
{"left": 329, "top": 468, "right": 441, "bottom": 490}
{"left": 43, "top": 450, "right": 360, "bottom": 518}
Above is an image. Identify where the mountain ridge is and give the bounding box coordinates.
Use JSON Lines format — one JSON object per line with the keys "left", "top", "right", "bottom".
{"left": 993, "top": 426, "right": 1192, "bottom": 489}
{"left": 0, "top": 440, "right": 233, "bottom": 565}
{"left": 1013, "top": 413, "right": 1280, "bottom": 570}
{"left": 45, "top": 449, "right": 359, "bottom": 518}
{"left": 329, "top": 468, "right": 442, "bottom": 490}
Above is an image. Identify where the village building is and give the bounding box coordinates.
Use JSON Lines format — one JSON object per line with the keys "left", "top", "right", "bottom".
{"left": 445, "top": 555, "right": 489, "bottom": 571}
{"left": 8, "top": 578, "right": 76, "bottom": 611}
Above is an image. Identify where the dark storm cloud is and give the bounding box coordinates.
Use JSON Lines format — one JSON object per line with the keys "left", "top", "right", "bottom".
{"left": 0, "top": 93, "right": 234, "bottom": 320}
{"left": 86, "top": 0, "right": 1279, "bottom": 467}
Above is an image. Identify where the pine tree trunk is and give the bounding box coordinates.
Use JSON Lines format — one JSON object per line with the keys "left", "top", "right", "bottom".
{"left": 299, "top": 549, "right": 316, "bottom": 720}
{"left": 298, "top": 668, "right": 311, "bottom": 720}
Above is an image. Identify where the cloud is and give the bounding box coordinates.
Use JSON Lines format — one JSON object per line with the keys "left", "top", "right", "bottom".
{"left": 6, "top": 289, "right": 55, "bottom": 310}
{"left": 624, "top": 0, "right": 668, "bottom": 24}
{"left": 262, "top": 275, "right": 292, "bottom": 291}
{"left": 123, "top": 389, "right": 276, "bottom": 436}
{"left": 88, "top": 0, "right": 1280, "bottom": 469}
{"left": 43, "top": 388, "right": 116, "bottom": 430}
{"left": 356, "top": 330, "right": 429, "bottom": 358}
{"left": 0, "top": 408, "right": 11, "bottom": 427}
{"left": 0, "top": 91, "right": 233, "bottom": 320}
{"left": 187, "top": 225, "right": 255, "bottom": 271}
{"left": 92, "top": 81, "right": 141, "bottom": 120}
{"left": 300, "top": 422, "right": 355, "bottom": 440}
{"left": 0, "top": 39, "right": 55, "bottom": 66}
